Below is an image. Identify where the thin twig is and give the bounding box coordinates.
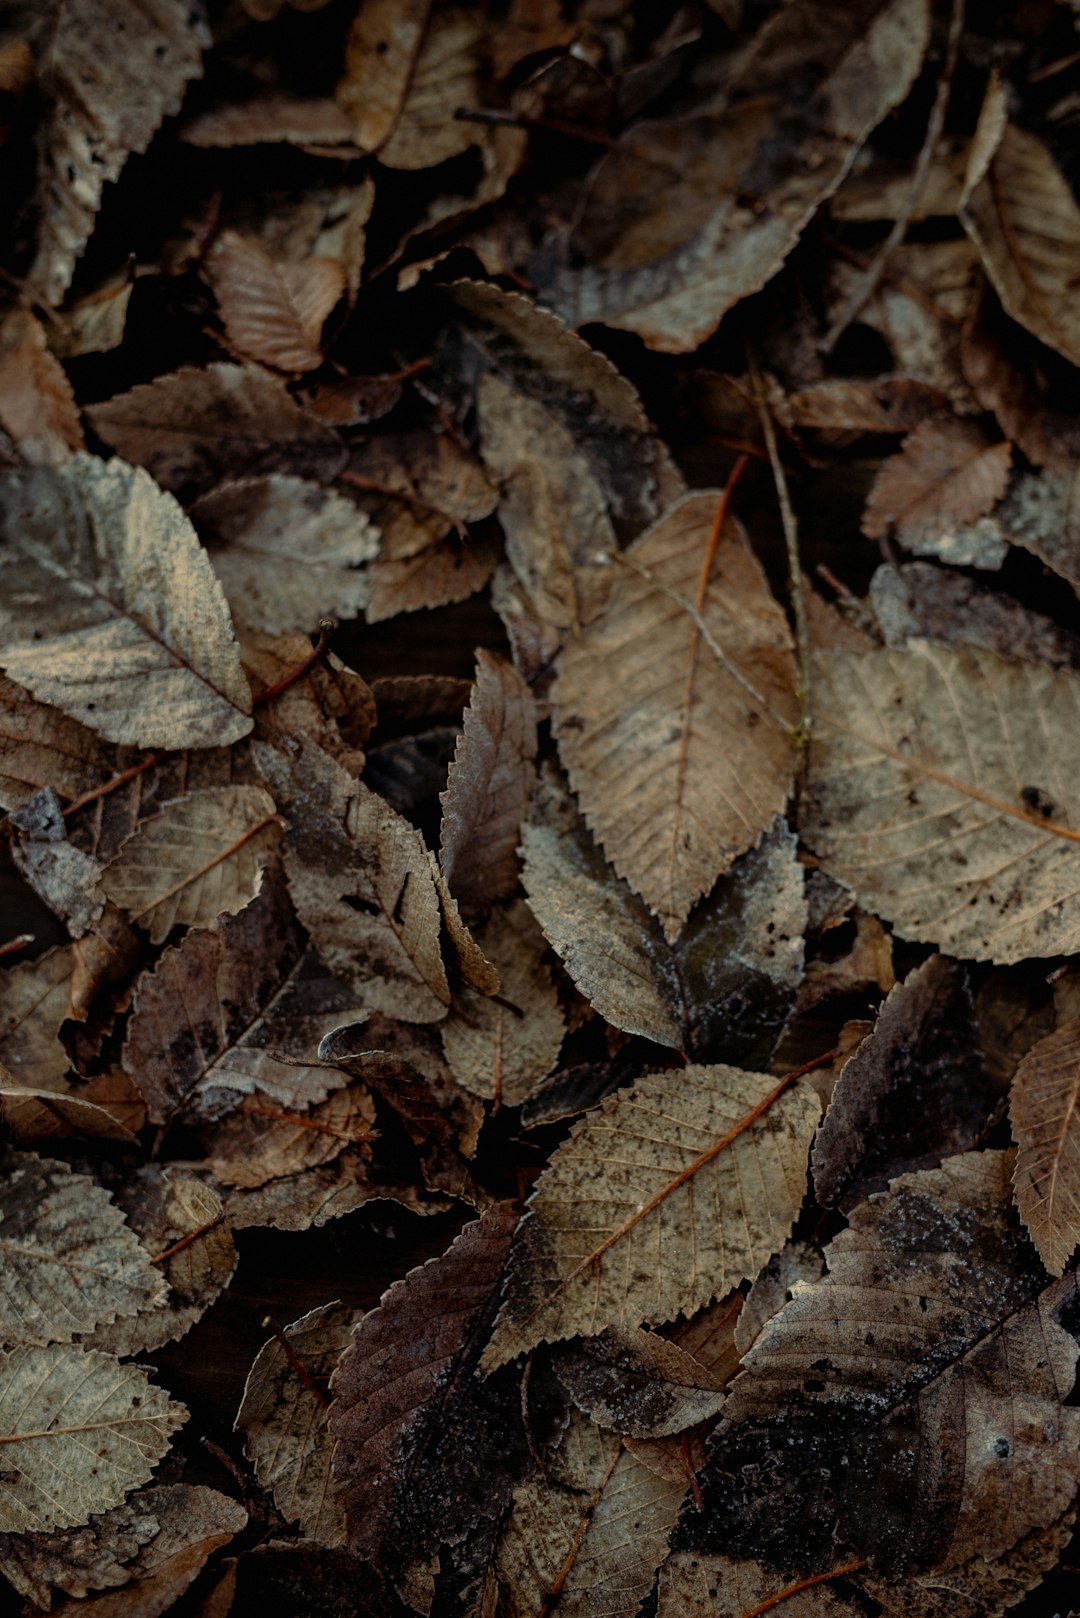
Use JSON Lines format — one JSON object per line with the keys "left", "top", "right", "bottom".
{"left": 820, "top": 0, "right": 965, "bottom": 355}
{"left": 253, "top": 619, "right": 336, "bottom": 707}
{"left": 261, "top": 1314, "right": 331, "bottom": 1410}
{"left": 745, "top": 348, "right": 812, "bottom": 778}
{"left": 738, "top": 1557, "right": 867, "bottom": 1618}
{"left": 150, "top": 1210, "right": 226, "bottom": 1265}
{"left": 0, "top": 934, "right": 34, "bottom": 959}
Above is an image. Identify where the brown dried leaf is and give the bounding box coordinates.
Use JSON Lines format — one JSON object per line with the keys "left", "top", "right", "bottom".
{"left": 0, "top": 1151, "right": 165, "bottom": 1347}
{"left": 0, "top": 456, "right": 253, "bottom": 749}
{"left": 329, "top": 1204, "right": 528, "bottom": 1571}
{"left": 336, "top": 0, "right": 432, "bottom": 152}
{"left": 734, "top": 1242, "right": 825, "bottom": 1359}
{"left": 123, "top": 863, "right": 361, "bottom": 1125}
{"left": 554, "top": 492, "right": 799, "bottom": 940}
{"left": 545, "top": 0, "right": 930, "bottom": 350}
{"left": 317, "top": 1023, "right": 450, "bottom": 1145}
{"left": 863, "top": 421, "right": 1012, "bottom": 555}
{"left": 365, "top": 529, "right": 500, "bottom": 620}
{"left": 858, "top": 1510, "right": 1076, "bottom": 1618}
{"left": 439, "top": 650, "right": 538, "bottom": 907}
{"left": 242, "top": 633, "right": 375, "bottom": 778}
{"left": 555, "top": 1324, "right": 729, "bottom": 1438}
{"left": 714, "top": 1152, "right": 1080, "bottom": 1575}
{"left": 0, "top": 1345, "right": 186, "bottom": 1533}
{"left": 813, "top": 956, "right": 993, "bottom": 1211}
{"left": 660, "top": 1553, "right": 851, "bottom": 1617}
{"left": 193, "top": 475, "right": 376, "bottom": 634}
{"left": 203, "top": 1083, "right": 376, "bottom": 1190}
{"left": 494, "top": 1413, "right": 684, "bottom": 1618}
{"left": 870, "top": 562, "right": 1080, "bottom": 668}
{"left": 378, "top": 9, "right": 482, "bottom": 171}
{"left": 27, "top": 0, "right": 208, "bottom": 305}
{"left": 0, "top": 307, "right": 83, "bottom": 464}
{"left": 441, "top": 902, "right": 563, "bottom": 1108}
{"left": 224, "top": 1147, "right": 442, "bottom": 1231}
{"left": 88, "top": 363, "right": 347, "bottom": 505}
{"left": 0, "top": 946, "right": 73, "bottom": 1088}
{"left": 206, "top": 232, "right": 345, "bottom": 374}
{"left": 99, "top": 785, "right": 281, "bottom": 944}
{"left": 0, "top": 1082, "right": 139, "bottom": 1147}
{"left": 960, "top": 121, "right": 1080, "bottom": 369}
{"left": 279, "top": 739, "right": 451, "bottom": 1021}
{"left": 182, "top": 92, "right": 355, "bottom": 149}
{"left": 481, "top": 1065, "right": 821, "bottom": 1369}
{"left": 236, "top": 1300, "right": 360, "bottom": 1547}
{"left": 51, "top": 273, "right": 133, "bottom": 360}
{"left": 1010, "top": 1018, "right": 1080, "bottom": 1274}
{"left": 10, "top": 785, "right": 104, "bottom": 936}
{"left": 805, "top": 642, "right": 1080, "bottom": 962}
{"left": 0, "top": 672, "right": 113, "bottom": 812}
{"left": 79, "top": 1174, "right": 235, "bottom": 1357}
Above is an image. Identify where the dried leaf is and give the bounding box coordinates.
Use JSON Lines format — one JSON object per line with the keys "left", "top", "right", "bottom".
{"left": 365, "top": 529, "right": 500, "bottom": 620}
{"left": 555, "top": 1324, "right": 729, "bottom": 1438}
{"left": 318, "top": 1025, "right": 450, "bottom": 1144}
{"left": 870, "top": 562, "right": 1080, "bottom": 668}
{"left": 224, "top": 1148, "right": 441, "bottom": 1231}
{"left": 441, "top": 902, "right": 563, "bottom": 1108}
{"left": 123, "top": 862, "right": 361, "bottom": 1125}
{"left": 335, "top": 0, "right": 432, "bottom": 152}
{"left": 99, "top": 785, "right": 281, "bottom": 944}
{"left": 27, "top": 0, "right": 208, "bottom": 305}
{"left": 378, "top": 10, "right": 481, "bottom": 171}
{"left": 960, "top": 122, "right": 1080, "bottom": 369}
{"left": 0, "top": 1345, "right": 186, "bottom": 1533}
{"left": 0, "top": 946, "right": 73, "bottom": 1088}
{"left": 554, "top": 491, "right": 799, "bottom": 939}
{"left": 182, "top": 91, "right": 355, "bottom": 149}
{"left": 0, "top": 1151, "right": 165, "bottom": 1346}
{"left": 659, "top": 1552, "right": 851, "bottom": 1618}
{"left": 279, "top": 740, "right": 451, "bottom": 1021}
{"left": 0, "top": 307, "right": 83, "bottom": 464}
{"left": 88, "top": 363, "right": 347, "bottom": 505}
{"left": 862, "top": 421, "right": 1012, "bottom": 556}
{"left": 193, "top": 475, "right": 376, "bottom": 634}
{"left": 329, "top": 1204, "right": 528, "bottom": 1571}
{"left": 0, "top": 672, "right": 113, "bottom": 812}
{"left": 0, "top": 1082, "right": 139, "bottom": 1147}
{"left": 11, "top": 785, "right": 105, "bottom": 936}
{"left": 237, "top": 1300, "right": 360, "bottom": 1547}
{"left": 203, "top": 1083, "right": 376, "bottom": 1189}
{"left": 206, "top": 232, "right": 345, "bottom": 374}
{"left": 495, "top": 1413, "right": 684, "bottom": 1618}
{"left": 805, "top": 642, "right": 1080, "bottom": 962}
{"left": 1010, "top": 1018, "right": 1080, "bottom": 1274}
{"left": 481, "top": 1065, "right": 821, "bottom": 1369}
{"left": 0, "top": 456, "right": 253, "bottom": 749}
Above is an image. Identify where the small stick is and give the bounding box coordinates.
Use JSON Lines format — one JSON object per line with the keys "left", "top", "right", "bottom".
{"left": 680, "top": 1432, "right": 705, "bottom": 1511}
{"left": 0, "top": 934, "right": 34, "bottom": 959}
{"left": 738, "top": 1557, "right": 867, "bottom": 1618}
{"left": 62, "top": 752, "right": 168, "bottom": 821}
{"left": 253, "top": 619, "right": 336, "bottom": 707}
{"left": 150, "top": 1209, "right": 226, "bottom": 1265}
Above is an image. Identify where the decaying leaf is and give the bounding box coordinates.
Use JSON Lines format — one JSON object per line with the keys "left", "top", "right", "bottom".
{"left": 870, "top": 562, "right": 1080, "bottom": 669}
{"left": 0, "top": 1345, "right": 186, "bottom": 1533}
{"left": 482, "top": 1064, "right": 820, "bottom": 1369}
{"left": 863, "top": 421, "right": 1012, "bottom": 557}
{"left": 123, "top": 860, "right": 361, "bottom": 1124}
{"left": 206, "top": 233, "right": 345, "bottom": 374}
{"left": 329, "top": 1204, "right": 528, "bottom": 1573}
{"left": 335, "top": 0, "right": 431, "bottom": 152}
{"left": 439, "top": 649, "right": 538, "bottom": 907}
{"left": 0, "top": 947, "right": 74, "bottom": 1089}
{"left": 318, "top": 1022, "right": 452, "bottom": 1145}
{"left": 224, "top": 1148, "right": 441, "bottom": 1232}
{"left": 203, "top": 1082, "right": 376, "bottom": 1190}
{"left": 193, "top": 475, "right": 377, "bottom": 634}
{"left": 0, "top": 307, "right": 84, "bottom": 464}
{"left": 0, "top": 456, "right": 253, "bottom": 749}
{"left": 707, "top": 1151, "right": 1080, "bottom": 1575}
{"left": 554, "top": 1324, "right": 730, "bottom": 1438}
{"left": 98, "top": 785, "right": 281, "bottom": 944}
{"left": 0, "top": 1151, "right": 165, "bottom": 1347}
{"left": 805, "top": 642, "right": 1080, "bottom": 962}
{"left": 237, "top": 1300, "right": 361, "bottom": 1547}
{"left": 88, "top": 363, "right": 347, "bottom": 504}
{"left": 10, "top": 786, "right": 104, "bottom": 937}
{"left": 554, "top": 491, "right": 799, "bottom": 939}
{"left": 377, "top": 9, "right": 482, "bottom": 171}
{"left": 1010, "top": 1018, "right": 1080, "bottom": 1274}
{"left": 0, "top": 672, "right": 113, "bottom": 812}
{"left": 495, "top": 1412, "right": 685, "bottom": 1618}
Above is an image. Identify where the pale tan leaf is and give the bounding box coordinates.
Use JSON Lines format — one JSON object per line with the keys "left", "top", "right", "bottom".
{"left": 80, "top": 1173, "right": 236, "bottom": 1357}
{"left": 555, "top": 1324, "right": 729, "bottom": 1437}
{"left": 0, "top": 947, "right": 73, "bottom": 1088}
{"left": 495, "top": 1413, "right": 684, "bottom": 1618}
{"left": 87, "top": 363, "right": 347, "bottom": 504}
{"left": 0, "top": 672, "right": 114, "bottom": 812}
{"left": 206, "top": 233, "right": 345, "bottom": 373}
{"left": 440, "top": 650, "right": 538, "bottom": 907}
{"left": 377, "top": 9, "right": 480, "bottom": 169}
{"left": 863, "top": 421, "right": 1012, "bottom": 555}
{"left": 27, "top": 0, "right": 208, "bottom": 306}
{"left": 193, "top": 475, "right": 376, "bottom": 634}
{"left": 0, "top": 1151, "right": 165, "bottom": 1347}
{"left": 0, "top": 307, "right": 83, "bottom": 464}
{"left": 182, "top": 92, "right": 355, "bottom": 149}
{"left": 0, "top": 1345, "right": 186, "bottom": 1533}
{"left": 716, "top": 1152, "right": 1080, "bottom": 1574}
{"left": 280, "top": 740, "right": 450, "bottom": 1021}
{"left": 365, "top": 529, "right": 500, "bottom": 620}
{"left": 441, "top": 902, "right": 563, "bottom": 1108}
{"left": 428, "top": 855, "right": 500, "bottom": 997}
{"left": 237, "top": 1300, "right": 360, "bottom": 1547}
{"left": 1011, "top": 1018, "right": 1080, "bottom": 1273}
{"left": 329, "top": 1205, "right": 528, "bottom": 1570}
{"left": 545, "top": 0, "right": 929, "bottom": 350}
{"left": 123, "top": 863, "right": 361, "bottom": 1125}
{"left": 50, "top": 273, "right": 133, "bottom": 359}
{"left": 0, "top": 1083, "right": 139, "bottom": 1147}
{"left": 481, "top": 1065, "right": 821, "bottom": 1369}
{"left": 659, "top": 1552, "right": 851, "bottom": 1618}
{"left": 804, "top": 642, "right": 1080, "bottom": 962}
{"left": 204, "top": 1083, "right": 376, "bottom": 1189}
{"left": 859, "top": 1509, "right": 1076, "bottom": 1618}
{"left": 554, "top": 491, "right": 799, "bottom": 939}
{"left": 0, "top": 456, "right": 253, "bottom": 749}
{"left": 242, "top": 633, "right": 375, "bottom": 779}
{"left": 960, "top": 121, "right": 1080, "bottom": 369}
{"left": 99, "top": 786, "right": 281, "bottom": 945}
{"left": 336, "top": 0, "right": 431, "bottom": 152}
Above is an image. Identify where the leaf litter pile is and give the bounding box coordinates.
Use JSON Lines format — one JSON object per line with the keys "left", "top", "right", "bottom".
{"left": 9, "top": 0, "right": 1080, "bottom": 1614}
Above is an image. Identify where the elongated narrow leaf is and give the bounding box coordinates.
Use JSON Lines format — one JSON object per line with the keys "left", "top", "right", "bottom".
{"left": 481, "top": 1065, "right": 820, "bottom": 1370}
{"left": 0, "top": 457, "right": 252, "bottom": 749}
{"left": 1011, "top": 1018, "right": 1080, "bottom": 1273}
{"left": 805, "top": 642, "right": 1080, "bottom": 962}
{"left": 0, "top": 1346, "right": 186, "bottom": 1533}
{"left": 554, "top": 492, "right": 799, "bottom": 939}
{"left": 0, "top": 1152, "right": 165, "bottom": 1347}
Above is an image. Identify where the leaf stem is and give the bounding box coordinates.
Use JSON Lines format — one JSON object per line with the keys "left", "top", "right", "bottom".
{"left": 260, "top": 1313, "right": 331, "bottom": 1410}
{"left": 150, "top": 1209, "right": 226, "bottom": 1265}
{"left": 738, "top": 1557, "right": 867, "bottom": 1618}
{"left": 253, "top": 619, "right": 336, "bottom": 707}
